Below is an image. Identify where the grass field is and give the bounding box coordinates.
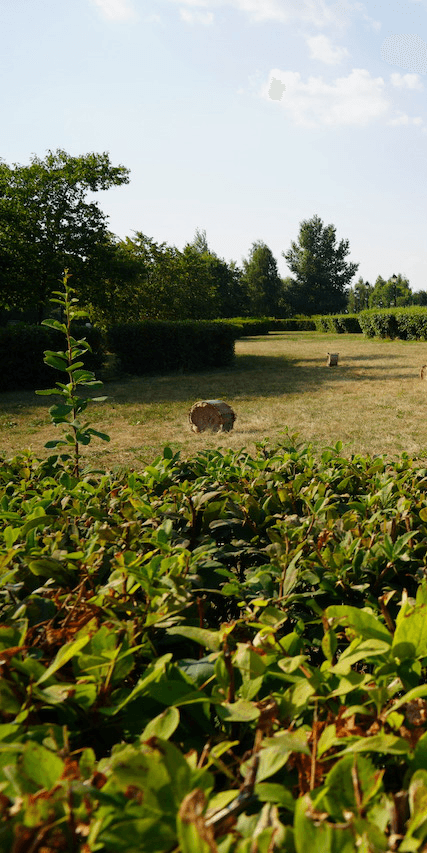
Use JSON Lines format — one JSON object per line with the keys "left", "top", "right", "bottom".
{"left": 2, "top": 330, "right": 427, "bottom": 468}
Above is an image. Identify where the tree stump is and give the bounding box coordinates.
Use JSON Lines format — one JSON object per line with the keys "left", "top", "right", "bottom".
{"left": 189, "top": 400, "right": 236, "bottom": 433}
{"left": 327, "top": 353, "right": 339, "bottom": 366}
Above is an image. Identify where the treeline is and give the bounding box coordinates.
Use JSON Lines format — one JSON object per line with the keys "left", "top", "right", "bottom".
{"left": 347, "top": 274, "right": 427, "bottom": 312}
{"left": 0, "top": 149, "right": 424, "bottom": 327}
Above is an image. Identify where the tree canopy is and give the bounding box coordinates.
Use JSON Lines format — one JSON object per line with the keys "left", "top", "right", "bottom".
{"left": 283, "top": 214, "right": 358, "bottom": 315}
{"left": 241, "top": 240, "right": 284, "bottom": 317}
{"left": 0, "top": 149, "right": 130, "bottom": 321}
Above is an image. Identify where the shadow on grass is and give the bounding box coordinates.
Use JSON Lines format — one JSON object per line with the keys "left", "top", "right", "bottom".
{"left": 0, "top": 351, "right": 417, "bottom": 412}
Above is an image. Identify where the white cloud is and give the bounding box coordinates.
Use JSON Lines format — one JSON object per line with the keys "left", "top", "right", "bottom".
{"left": 91, "top": 0, "right": 135, "bottom": 20}
{"left": 165, "top": 0, "right": 375, "bottom": 28}
{"left": 264, "top": 68, "right": 389, "bottom": 127}
{"left": 306, "top": 34, "right": 349, "bottom": 64}
{"left": 388, "top": 112, "right": 423, "bottom": 126}
{"left": 180, "top": 8, "right": 214, "bottom": 23}
{"left": 391, "top": 72, "right": 423, "bottom": 90}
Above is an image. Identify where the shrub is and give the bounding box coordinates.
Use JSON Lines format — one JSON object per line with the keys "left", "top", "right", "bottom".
{"left": 217, "top": 317, "right": 272, "bottom": 336}
{"left": 0, "top": 322, "right": 105, "bottom": 391}
{"left": 314, "top": 314, "right": 361, "bottom": 333}
{"left": 107, "top": 320, "right": 235, "bottom": 374}
{"left": 357, "top": 307, "right": 427, "bottom": 339}
{"left": 269, "top": 317, "right": 316, "bottom": 331}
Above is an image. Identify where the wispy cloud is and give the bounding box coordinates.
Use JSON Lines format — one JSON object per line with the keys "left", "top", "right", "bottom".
{"left": 166, "top": 0, "right": 376, "bottom": 29}
{"left": 306, "top": 34, "right": 349, "bottom": 64}
{"left": 180, "top": 8, "right": 214, "bottom": 24}
{"left": 391, "top": 72, "right": 423, "bottom": 90}
{"left": 91, "top": 0, "right": 135, "bottom": 21}
{"left": 388, "top": 112, "right": 423, "bottom": 126}
{"left": 263, "top": 67, "right": 423, "bottom": 128}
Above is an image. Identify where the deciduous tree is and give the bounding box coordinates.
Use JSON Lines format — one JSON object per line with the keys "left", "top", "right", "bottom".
{"left": 0, "top": 149, "right": 129, "bottom": 321}
{"left": 283, "top": 214, "right": 358, "bottom": 315}
{"left": 242, "top": 240, "right": 284, "bottom": 317}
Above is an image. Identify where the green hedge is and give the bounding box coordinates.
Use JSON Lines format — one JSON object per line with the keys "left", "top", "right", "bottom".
{"left": 107, "top": 320, "right": 236, "bottom": 374}
{"left": 0, "top": 323, "right": 105, "bottom": 392}
{"left": 269, "top": 317, "right": 316, "bottom": 331}
{"left": 314, "top": 314, "right": 362, "bottom": 333}
{"left": 359, "top": 306, "right": 427, "bottom": 339}
{"left": 216, "top": 317, "right": 272, "bottom": 336}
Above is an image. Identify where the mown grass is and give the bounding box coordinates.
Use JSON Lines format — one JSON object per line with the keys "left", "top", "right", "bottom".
{"left": 1, "top": 330, "right": 427, "bottom": 467}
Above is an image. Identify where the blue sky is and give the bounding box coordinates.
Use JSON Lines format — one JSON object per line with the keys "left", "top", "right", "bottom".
{"left": 1, "top": 0, "right": 426, "bottom": 290}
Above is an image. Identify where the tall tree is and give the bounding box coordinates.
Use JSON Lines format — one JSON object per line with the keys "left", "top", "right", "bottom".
{"left": 242, "top": 240, "right": 284, "bottom": 317}
{"left": 369, "top": 273, "right": 412, "bottom": 308}
{"left": 0, "top": 149, "right": 130, "bottom": 321}
{"left": 283, "top": 214, "right": 358, "bottom": 315}
{"left": 347, "top": 277, "right": 373, "bottom": 312}
{"left": 186, "top": 229, "right": 247, "bottom": 318}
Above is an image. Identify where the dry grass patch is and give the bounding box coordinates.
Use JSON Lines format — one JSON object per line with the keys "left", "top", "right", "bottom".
{"left": 2, "top": 331, "right": 427, "bottom": 467}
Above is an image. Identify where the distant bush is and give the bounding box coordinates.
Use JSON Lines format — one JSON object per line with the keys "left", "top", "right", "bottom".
{"left": 107, "top": 320, "right": 235, "bottom": 374}
{"left": 269, "top": 317, "right": 316, "bottom": 331}
{"left": 358, "top": 307, "right": 427, "bottom": 339}
{"left": 217, "top": 317, "right": 271, "bottom": 336}
{"left": 0, "top": 323, "right": 105, "bottom": 392}
{"left": 314, "top": 314, "right": 361, "bottom": 333}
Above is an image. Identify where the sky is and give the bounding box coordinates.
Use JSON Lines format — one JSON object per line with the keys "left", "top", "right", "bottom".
{"left": 1, "top": 0, "right": 427, "bottom": 291}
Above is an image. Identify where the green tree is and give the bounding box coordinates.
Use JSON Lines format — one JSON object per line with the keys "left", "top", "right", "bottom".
{"left": 283, "top": 214, "right": 358, "bottom": 315}
{"left": 412, "top": 290, "right": 427, "bottom": 306}
{"left": 84, "top": 236, "right": 148, "bottom": 327}
{"left": 185, "top": 230, "right": 247, "bottom": 318}
{"left": 347, "top": 277, "right": 373, "bottom": 312}
{"left": 369, "top": 273, "right": 412, "bottom": 308}
{"left": 0, "top": 149, "right": 129, "bottom": 322}
{"left": 242, "top": 240, "right": 284, "bottom": 317}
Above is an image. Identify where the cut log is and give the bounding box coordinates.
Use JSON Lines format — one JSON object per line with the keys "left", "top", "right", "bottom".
{"left": 327, "top": 353, "right": 339, "bottom": 366}
{"left": 189, "top": 400, "right": 236, "bottom": 433}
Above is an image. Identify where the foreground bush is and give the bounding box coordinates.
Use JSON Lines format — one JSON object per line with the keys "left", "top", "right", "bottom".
{"left": 2, "top": 437, "right": 427, "bottom": 848}
{"left": 107, "top": 319, "right": 235, "bottom": 374}
{"left": 0, "top": 323, "right": 105, "bottom": 391}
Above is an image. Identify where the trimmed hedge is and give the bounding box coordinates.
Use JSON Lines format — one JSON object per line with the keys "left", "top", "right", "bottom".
{"left": 0, "top": 323, "right": 105, "bottom": 392}
{"left": 359, "top": 306, "right": 427, "bottom": 339}
{"left": 107, "top": 320, "right": 236, "bottom": 375}
{"left": 314, "top": 314, "right": 362, "bottom": 333}
{"left": 269, "top": 317, "right": 316, "bottom": 331}
{"left": 216, "top": 317, "right": 272, "bottom": 336}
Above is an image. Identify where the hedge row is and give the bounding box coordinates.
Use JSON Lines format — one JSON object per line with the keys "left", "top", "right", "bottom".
{"left": 314, "top": 313, "right": 362, "bottom": 333}
{"left": 0, "top": 323, "right": 105, "bottom": 392}
{"left": 107, "top": 320, "right": 236, "bottom": 375}
{"left": 359, "top": 306, "right": 427, "bottom": 339}
{"left": 216, "top": 317, "right": 272, "bottom": 336}
{"left": 270, "top": 317, "right": 316, "bottom": 331}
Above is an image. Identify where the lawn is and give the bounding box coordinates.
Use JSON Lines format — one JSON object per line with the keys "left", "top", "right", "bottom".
{"left": 1, "top": 330, "right": 427, "bottom": 467}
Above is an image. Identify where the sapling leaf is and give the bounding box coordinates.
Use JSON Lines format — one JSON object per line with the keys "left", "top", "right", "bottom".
{"left": 36, "top": 634, "right": 91, "bottom": 684}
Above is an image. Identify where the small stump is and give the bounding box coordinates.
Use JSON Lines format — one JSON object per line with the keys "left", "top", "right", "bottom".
{"left": 420, "top": 366, "right": 427, "bottom": 380}
{"left": 327, "top": 352, "right": 339, "bottom": 366}
{"left": 189, "top": 400, "right": 236, "bottom": 433}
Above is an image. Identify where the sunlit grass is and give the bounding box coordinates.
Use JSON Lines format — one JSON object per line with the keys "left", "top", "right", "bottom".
{"left": 2, "top": 331, "right": 427, "bottom": 467}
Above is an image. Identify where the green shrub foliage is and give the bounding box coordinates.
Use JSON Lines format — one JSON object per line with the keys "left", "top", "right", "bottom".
{"left": 3, "top": 437, "right": 427, "bottom": 848}
{"left": 271, "top": 317, "right": 317, "bottom": 331}
{"left": 359, "top": 306, "right": 427, "bottom": 339}
{"left": 215, "top": 317, "right": 273, "bottom": 336}
{"left": 107, "top": 319, "right": 235, "bottom": 374}
{"left": 314, "top": 314, "right": 362, "bottom": 333}
{"left": 0, "top": 322, "right": 104, "bottom": 391}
